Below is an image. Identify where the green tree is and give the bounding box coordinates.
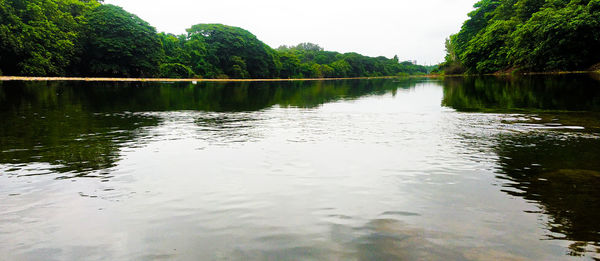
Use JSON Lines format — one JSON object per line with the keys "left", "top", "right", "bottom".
{"left": 159, "top": 63, "right": 194, "bottom": 78}
{"left": 510, "top": 1, "right": 600, "bottom": 71}
{"left": 79, "top": 4, "right": 163, "bottom": 77}
{"left": 462, "top": 19, "right": 517, "bottom": 73}
{"left": 443, "top": 0, "right": 600, "bottom": 73}
{"left": 278, "top": 52, "right": 301, "bottom": 78}
{"left": 0, "top": 1, "right": 429, "bottom": 78}
{"left": 229, "top": 56, "right": 250, "bottom": 78}
{"left": 0, "top": 0, "right": 99, "bottom": 76}
{"left": 291, "top": 42, "right": 323, "bottom": 52}
{"left": 452, "top": 0, "right": 501, "bottom": 61}
{"left": 185, "top": 24, "right": 280, "bottom": 78}
{"left": 330, "top": 60, "right": 351, "bottom": 77}
{"left": 158, "top": 32, "right": 190, "bottom": 65}
{"left": 182, "top": 35, "right": 217, "bottom": 77}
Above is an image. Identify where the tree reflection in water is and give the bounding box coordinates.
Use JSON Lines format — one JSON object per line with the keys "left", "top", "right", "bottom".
{"left": 495, "top": 134, "right": 600, "bottom": 257}
{"left": 0, "top": 79, "right": 423, "bottom": 178}
{"left": 442, "top": 74, "right": 600, "bottom": 257}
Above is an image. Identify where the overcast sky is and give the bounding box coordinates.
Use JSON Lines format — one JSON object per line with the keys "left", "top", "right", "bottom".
{"left": 104, "top": 0, "right": 477, "bottom": 65}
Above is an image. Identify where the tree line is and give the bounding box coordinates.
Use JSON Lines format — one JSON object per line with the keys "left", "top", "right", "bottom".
{"left": 0, "top": 0, "right": 428, "bottom": 78}
{"left": 437, "top": 0, "right": 600, "bottom": 74}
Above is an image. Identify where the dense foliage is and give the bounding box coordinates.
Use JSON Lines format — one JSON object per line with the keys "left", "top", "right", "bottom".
{"left": 158, "top": 24, "right": 281, "bottom": 79}
{"left": 0, "top": 0, "right": 99, "bottom": 76}
{"left": 78, "top": 4, "right": 163, "bottom": 77}
{"left": 275, "top": 44, "right": 427, "bottom": 78}
{"left": 0, "top": 0, "right": 427, "bottom": 78}
{"left": 155, "top": 28, "right": 428, "bottom": 79}
{"left": 440, "top": 0, "right": 600, "bottom": 74}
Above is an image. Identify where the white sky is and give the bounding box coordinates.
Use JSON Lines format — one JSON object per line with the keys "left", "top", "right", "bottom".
{"left": 104, "top": 0, "right": 477, "bottom": 65}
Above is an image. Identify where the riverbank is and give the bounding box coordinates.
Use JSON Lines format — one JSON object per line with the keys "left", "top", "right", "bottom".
{"left": 2, "top": 72, "right": 595, "bottom": 82}
{"left": 0, "top": 75, "right": 433, "bottom": 82}
{"left": 440, "top": 70, "right": 600, "bottom": 77}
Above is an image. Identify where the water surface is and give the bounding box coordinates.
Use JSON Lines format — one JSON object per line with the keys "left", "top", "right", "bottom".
{"left": 1, "top": 76, "right": 599, "bottom": 260}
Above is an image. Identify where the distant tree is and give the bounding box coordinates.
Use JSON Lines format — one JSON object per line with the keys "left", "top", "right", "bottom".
{"left": 330, "top": 60, "right": 351, "bottom": 77}
{"left": 291, "top": 42, "right": 324, "bottom": 52}
{"left": 278, "top": 52, "right": 301, "bottom": 78}
{"left": 158, "top": 32, "right": 190, "bottom": 65}
{"left": 229, "top": 56, "right": 250, "bottom": 78}
{"left": 341, "top": 52, "right": 368, "bottom": 77}
{"left": 185, "top": 24, "right": 280, "bottom": 78}
{"left": 79, "top": 4, "right": 163, "bottom": 77}
{"left": 0, "top": 1, "right": 429, "bottom": 78}
{"left": 320, "top": 64, "right": 335, "bottom": 78}
{"left": 310, "top": 63, "right": 323, "bottom": 78}
{"left": 159, "top": 63, "right": 194, "bottom": 78}
{"left": 181, "top": 34, "right": 217, "bottom": 77}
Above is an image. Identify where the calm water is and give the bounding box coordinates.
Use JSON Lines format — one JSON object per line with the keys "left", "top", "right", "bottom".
{"left": 1, "top": 76, "right": 599, "bottom": 260}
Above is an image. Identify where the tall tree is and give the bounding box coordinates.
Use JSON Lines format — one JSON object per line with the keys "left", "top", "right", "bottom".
{"left": 79, "top": 4, "right": 163, "bottom": 77}
{"left": 443, "top": 0, "right": 600, "bottom": 73}
{"left": 185, "top": 24, "right": 280, "bottom": 78}
{"left": 0, "top": 0, "right": 99, "bottom": 76}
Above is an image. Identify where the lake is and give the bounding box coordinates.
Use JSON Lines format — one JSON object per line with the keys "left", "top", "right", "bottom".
{"left": 1, "top": 75, "right": 599, "bottom": 260}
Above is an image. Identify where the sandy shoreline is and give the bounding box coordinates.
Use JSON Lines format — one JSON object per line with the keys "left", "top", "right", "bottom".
{"left": 0, "top": 76, "right": 426, "bottom": 82}
{"left": 3, "top": 72, "right": 595, "bottom": 82}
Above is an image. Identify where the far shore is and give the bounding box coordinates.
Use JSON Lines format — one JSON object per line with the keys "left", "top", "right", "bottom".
{"left": 0, "top": 75, "right": 437, "bottom": 82}
{"left": 441, "top": 70, "right": 600, "bottom": 77}
{"left": 2, "top": 71, "right": 597, "bottom": 82}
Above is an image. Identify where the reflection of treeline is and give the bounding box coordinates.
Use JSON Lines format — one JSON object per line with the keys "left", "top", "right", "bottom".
{"left": 438, "top": 0, "right": 600, "bottom": 74}
{"left": 0, "top": 81, "right": 160, "bottom": 177}
{"left": 0, "top": 79, "right": 423, "bottom": 112}
{"left": 495, "top": 133, "right": 600, "bottom": 256}
{"left": 441, "top": 75, "right": 600, "bottom": 112}
{"left": 0, "top": 1, "right": 428, "bottom": 78}
{"left": 0, "top": 79, "right": 420, "bottom": 176}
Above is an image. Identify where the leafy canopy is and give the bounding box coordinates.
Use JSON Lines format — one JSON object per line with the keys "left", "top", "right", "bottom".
{"left": 440, "top": 0, "right": 600, "bottom": 73}
{"left": 79, "top": 4, "right": 163, "bottom": 77}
